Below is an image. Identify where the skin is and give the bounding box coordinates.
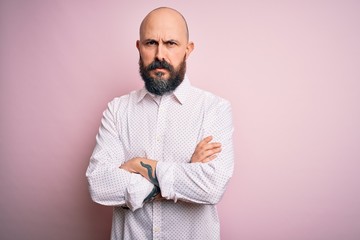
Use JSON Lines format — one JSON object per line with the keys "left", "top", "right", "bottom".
{"left": 120, "top": 7, "right": 222, "bottom": 200}
{"left": 136, "top": 7, "right": 194, "bottom": 80}
{"left": 121, "top": 136, "right": 222, "bottom": 184}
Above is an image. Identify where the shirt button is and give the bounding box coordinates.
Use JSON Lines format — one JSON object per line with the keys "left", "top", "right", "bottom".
{"left": 154, "top": 226, "right": 160, "bottom": 232}
{"left": 156, "top": 136, "right": 161, "bottom": 142}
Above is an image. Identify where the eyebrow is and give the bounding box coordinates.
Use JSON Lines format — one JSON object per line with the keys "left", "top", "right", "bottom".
{"left": 164, "top": 39, "right": 179, "bottom": 43}
{"left": 143, "top": 38, "right": 180, "bottom": 44}
{"left": 143, "top": 38, "right": 158, "bottom": 42}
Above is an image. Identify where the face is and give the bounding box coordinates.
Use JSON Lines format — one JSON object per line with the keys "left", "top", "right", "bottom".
{"left": 139, "top": 56, "right": 186, "bottom": 95}
{"left": 136, "top": 8, "right": 194, "bottom": 95}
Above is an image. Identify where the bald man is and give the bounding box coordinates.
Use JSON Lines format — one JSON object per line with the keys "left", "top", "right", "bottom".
{"left": 86, "top": 7, "right": 234, "bottom": 240}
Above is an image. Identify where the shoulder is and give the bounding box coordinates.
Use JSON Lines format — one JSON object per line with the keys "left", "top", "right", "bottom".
{"left": 106, "top": 89, "right": 140, "bottom": 113}
{"left": 191, "top": 86, "right": 234, "bottom": 131}
{"left": 191, "top": 86, "right": 232, "bottom": 110}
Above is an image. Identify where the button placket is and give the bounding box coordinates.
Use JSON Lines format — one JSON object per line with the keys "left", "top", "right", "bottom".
{"left": 152, "top": 96, "right": 169, "bottom": 239}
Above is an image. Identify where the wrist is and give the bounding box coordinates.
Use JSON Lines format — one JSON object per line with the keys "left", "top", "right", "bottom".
{"left": 138, "top": 159, "right": 158, "bottom": 186}
{"left": 120, "top": 157, "right": 142, "bottom": 173}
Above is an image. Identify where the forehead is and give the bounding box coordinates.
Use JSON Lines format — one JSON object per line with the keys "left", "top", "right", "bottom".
{"left": 140, "top": 9, "right": 187, "bottom": 41}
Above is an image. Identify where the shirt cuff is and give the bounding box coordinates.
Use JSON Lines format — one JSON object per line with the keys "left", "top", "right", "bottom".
{"left": 125, "top": 173, "right": 154, "bottom": 211}
{"left": 156, "top": 161, "right": 176, "bottom": 202}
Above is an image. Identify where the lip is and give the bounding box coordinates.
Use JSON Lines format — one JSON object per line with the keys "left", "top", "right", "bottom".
{"left": 151, "top": 69, "right": 168, "bottom": 78}
{"left": 153, "top": 68, "right": 167, "bottom": 72}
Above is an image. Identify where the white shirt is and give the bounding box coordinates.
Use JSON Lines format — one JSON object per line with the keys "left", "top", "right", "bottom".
{"left": 86, "top": 76, "right": 234, "bottom": 240}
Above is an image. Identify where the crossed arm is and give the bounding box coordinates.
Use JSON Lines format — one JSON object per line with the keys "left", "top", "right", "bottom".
{"left": 120, "top": 136, "right": 222, "bottom": 202}
{"left": 87, "top": 99, "right": 233, "bottom": 209}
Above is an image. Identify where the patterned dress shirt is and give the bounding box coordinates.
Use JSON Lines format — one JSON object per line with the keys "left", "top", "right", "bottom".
{"left": 86, "top": 76, "right": 234, "bottom": 239}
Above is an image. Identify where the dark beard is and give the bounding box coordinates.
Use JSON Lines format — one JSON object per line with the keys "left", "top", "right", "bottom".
{"left": 139, "top": 57, "right": 186, "bottom": 96}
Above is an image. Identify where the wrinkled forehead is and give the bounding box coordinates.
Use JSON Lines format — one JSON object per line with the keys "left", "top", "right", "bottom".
{"left": 139, "top": 8, "right": 189, "bottom": 41}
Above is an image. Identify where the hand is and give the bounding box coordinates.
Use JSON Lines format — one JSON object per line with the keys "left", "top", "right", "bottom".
{"left": 191, "top": 136, "right": 222, "bottom": 163}
{"left": 120, "top": 157, "right": 141, "bottom": 173}
{"left": 120, "top": 158, "right": 158, "bottom": 185}
{"left": 121, "top": 158, "right": 164, "bottom": 203}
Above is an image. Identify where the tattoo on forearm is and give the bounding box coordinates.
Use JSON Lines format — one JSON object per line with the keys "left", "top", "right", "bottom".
{"left": 144, "top": 185, "right": 160, "bottom": 203}
{"left": 140, "top": 161, "right": 159, "bottom": 186}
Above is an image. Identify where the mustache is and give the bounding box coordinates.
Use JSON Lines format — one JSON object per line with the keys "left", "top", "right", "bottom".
{"left": 146, "top": 59, "right": 173, "bottom": 71}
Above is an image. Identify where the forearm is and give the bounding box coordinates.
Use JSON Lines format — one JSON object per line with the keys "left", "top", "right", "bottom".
{"left": 120, "top": 158, "right": 158, "bottom": 185}
{"left": 157, "top": 101, "right": 234, "bottom": 204}
{"left": 119, "top": 151, "right": 233, "bottom": 205}
{"left": 86, "top": 100, "right": 154, "bottom": 210}
{"left": 120, "top": 158, "right": 162, "bottom": 203}
{"left": 86, "top": 154, "right": 154, "bottom": 210}
{"left": 86, "top": 165, "right": 129, "bottom": 206}
{"left": 157, "top": 151, "right": 234, "bottom": 204}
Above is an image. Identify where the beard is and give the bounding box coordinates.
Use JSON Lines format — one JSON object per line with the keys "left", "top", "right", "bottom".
{"left": 139, "top": 56, "right": 186, "bottom": 96}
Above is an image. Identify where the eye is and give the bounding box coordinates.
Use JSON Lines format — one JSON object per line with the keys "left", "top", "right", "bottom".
{"left": 166, "top": 41, "right": 177, "bottom": 46}
{"left": 145, "top": 40, "right": 158, "bottom": 46}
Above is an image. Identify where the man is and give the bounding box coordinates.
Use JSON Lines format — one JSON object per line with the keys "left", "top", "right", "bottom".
{"left": 86, "top": 7, "right": 234, "bottom": 240}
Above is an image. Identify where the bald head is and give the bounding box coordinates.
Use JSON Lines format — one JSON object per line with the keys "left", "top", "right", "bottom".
{"left": 139, "top": 7, "right": 189, "bottom": 42}
{"left": 136, "top": 7, "right": 194, "bottom": 95}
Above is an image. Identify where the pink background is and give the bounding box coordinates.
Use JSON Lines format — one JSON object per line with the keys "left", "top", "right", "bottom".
{"left": 1, "top": 1, "right": 360, "bottom": 239}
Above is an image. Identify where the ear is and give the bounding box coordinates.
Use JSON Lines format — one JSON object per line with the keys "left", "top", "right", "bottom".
{"left": 136, "top": 40, "right": 140, "bottom": 51}
{"left": 185, "top": 41, "right": 194, "bottom": 59}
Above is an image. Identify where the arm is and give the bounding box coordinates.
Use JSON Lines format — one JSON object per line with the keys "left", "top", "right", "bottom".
{"left": 85, "top": 100, "right": 154, "bottom": 211}
{"left": 122, "top": 101, "right": 234, "bottom": 205}
{"left": 157, "top": 100, "right": 234, "bottom": 204}
{"left": 120, "top": 158, "right": 161, "bottom": 202}
{"left": 121, "top": 136, "right": 221, "bottom": 183}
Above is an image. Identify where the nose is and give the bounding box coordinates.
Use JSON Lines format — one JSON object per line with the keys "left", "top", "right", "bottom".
{"left": 155, "top": 44, "right": 165, "bottom": 61}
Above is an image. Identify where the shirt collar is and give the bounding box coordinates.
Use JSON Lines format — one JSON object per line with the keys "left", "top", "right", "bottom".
{"left": 172, "top": 75, "right": 190, "bottom": 105}
{"left": 137, "top": 75, "right": 191, "bottom": 105}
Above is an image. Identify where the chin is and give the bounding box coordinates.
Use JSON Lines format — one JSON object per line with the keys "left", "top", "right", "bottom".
{"left": 152, "top": 73, "right": 170, "bottom": 81}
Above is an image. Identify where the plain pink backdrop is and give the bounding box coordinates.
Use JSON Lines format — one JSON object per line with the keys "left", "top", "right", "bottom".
{"left": 1, "top": 1, "right": 360, "bottom": 239}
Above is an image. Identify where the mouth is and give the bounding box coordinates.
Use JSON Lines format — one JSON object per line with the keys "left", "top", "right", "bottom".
{"left": 152, "top": 68, "right": 168, "bottom": 77}
{"left": 153, "top": 67, "right": 167, "bottom": 71}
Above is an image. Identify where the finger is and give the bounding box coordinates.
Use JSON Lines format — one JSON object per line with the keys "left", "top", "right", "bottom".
{"left": 196, "top": 142, "right": 221, "bottom": 155}
{"left": 200, "top": 147, "right": 222, "bottom": 161}
{"left": 204, "top": 135, "right": 213, "bottom": 142}
{"left": 201, "top": 142, "right": 222, "bottom": 151}
{"left": 201, "top": 145, "right": 222, "bottom": 156}
{"left": 210, "top": 147, "right": 222, "bottom": 156}
{"left": 120, "top": 163, "right": 131, "bottom": 172}
{"left": 202, "top": 154, "right": 218, "bottom": 163}
{"left": 198, "top": 136, "right": 213, "bottom": 147}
